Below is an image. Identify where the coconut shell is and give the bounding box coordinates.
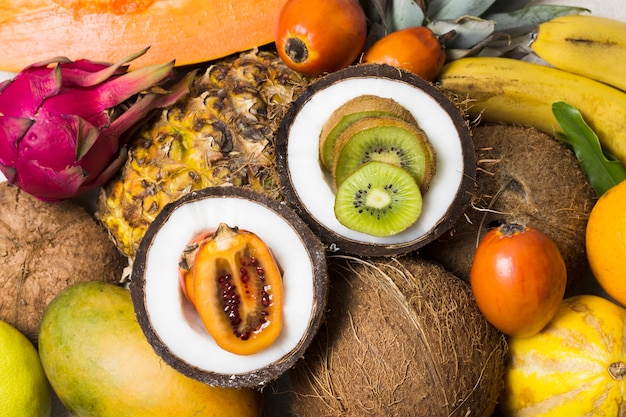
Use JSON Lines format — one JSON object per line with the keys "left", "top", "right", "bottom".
{"left": 422, "top": 124, "right": 596, "bottom": 295}
{"left": 0, "top": 183, "right": 127, "bottom": 343}
{"left": 276, "top": 63, "right": 476, "bottom": 257}
{"left": 130, "top": 186, "right": 329, "bottom": 388}
{"left": 288, "top": 255, "right": 507, "bottom": 417}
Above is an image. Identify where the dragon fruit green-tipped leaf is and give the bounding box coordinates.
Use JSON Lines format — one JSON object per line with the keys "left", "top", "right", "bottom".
{"left": 53, "top": 48, "right": 150, "bottom": 88}
{"left": 107, "top": 69, "right": 199, "bottom": 138}
{"left": 36, "top": 61, "right": 176, "bottom": 131}
{"left": 18, "top": 110, "right": 99, "bottom": 171}
{"left": 0, "top": 49, "right": 187, "bottom": 201}
{"left": 0, "top": 65, "right": 61, "bottom": 119}
{"left": 0, "top": 117, "right": 32, "bottom": 165}
{"left": 10, "top": 162, "right": 86, "bottom": 202}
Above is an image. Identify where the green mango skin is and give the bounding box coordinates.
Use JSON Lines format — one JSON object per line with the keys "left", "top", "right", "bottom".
{"left": 38, "top": 281, "right": 262, "bottom": 417}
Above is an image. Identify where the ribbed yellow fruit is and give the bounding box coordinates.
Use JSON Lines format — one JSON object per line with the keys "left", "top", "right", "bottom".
{"left": 531, "top": 14, "right": 626, "bottom": 92}
{"left": 438, "top": 56, "right": 626, "bottom": 166}
{"left": 500, "top": 295, "right": 626, "bottom": 416}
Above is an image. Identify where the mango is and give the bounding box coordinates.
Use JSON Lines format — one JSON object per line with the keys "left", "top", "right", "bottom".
{"left": 38, "top": 281, "right": 262, "bottom": 417}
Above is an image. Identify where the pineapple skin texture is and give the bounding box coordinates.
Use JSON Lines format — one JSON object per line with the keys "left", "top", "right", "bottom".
{"left": 96, "top": 49, "right": 310, "bottom": 258}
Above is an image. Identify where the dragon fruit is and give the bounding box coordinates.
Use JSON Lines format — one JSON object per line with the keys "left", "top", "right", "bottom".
{"left": 0, "top": 48, "right": 191, "bottom": 201}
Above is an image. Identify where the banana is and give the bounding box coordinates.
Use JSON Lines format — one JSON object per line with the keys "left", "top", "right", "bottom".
{"left": 530, "top": 14, "right": 626, "bottom": 92}
{"left": 437, "top": 56, "right": 626, "bottom": 166}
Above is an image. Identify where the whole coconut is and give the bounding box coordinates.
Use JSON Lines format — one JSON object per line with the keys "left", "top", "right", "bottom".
{"left": 288, "top": 255, "right": 507, "bottom": 417}
{"left": 423, "top": 124, "right": 595, "bottom": 295}
{"left": 0, "top": 182, "right": 127, "bottom": 343}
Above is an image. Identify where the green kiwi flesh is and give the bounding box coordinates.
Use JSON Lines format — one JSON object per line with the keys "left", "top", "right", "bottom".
{"left": 332, "top": 116, "right": 436, "bottom": 192}
{"left": 319, "top": 95, "right": 419, "bottom": 170}
{"left": 334, "top": 161, "right": 423, "bottom": 237}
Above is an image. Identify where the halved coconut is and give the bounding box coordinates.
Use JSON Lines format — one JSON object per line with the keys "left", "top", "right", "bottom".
{"left": 276, "top": 64, "right": 475, "bottom": 256}
{"left": 130, "top": 187, "right": 328, "bottom": 388}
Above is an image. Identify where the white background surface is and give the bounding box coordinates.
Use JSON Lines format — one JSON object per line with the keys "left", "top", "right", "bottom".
{"left": 532, "top": 0, "right": 626, "bottom": 21}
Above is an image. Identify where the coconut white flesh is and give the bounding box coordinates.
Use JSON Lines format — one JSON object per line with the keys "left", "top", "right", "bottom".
{"left": 287, "top": 77, "right": 465, "bottom": 245}
{"left": 141, "top": 196, "right": 315, "bottom": 376}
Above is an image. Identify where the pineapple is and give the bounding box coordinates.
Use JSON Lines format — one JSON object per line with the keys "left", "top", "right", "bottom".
{"left": 96, "top": 48, "right": 311, "bottom": 258}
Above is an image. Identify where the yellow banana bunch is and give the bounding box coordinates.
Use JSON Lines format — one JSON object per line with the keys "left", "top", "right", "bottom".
{"left": 437, "top": 57, "right": 626, "bottom": 166}
{"left": 530, "top": 14, "right": 626, "bottom": 92}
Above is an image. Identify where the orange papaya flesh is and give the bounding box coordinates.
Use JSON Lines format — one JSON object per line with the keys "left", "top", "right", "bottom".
{"left": 0, "top": 0, "right": 288, "bottom": 72}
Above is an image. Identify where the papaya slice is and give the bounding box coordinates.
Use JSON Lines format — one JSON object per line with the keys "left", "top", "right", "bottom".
{"left": 179, "top": 223, "right": 283, "bottom": 356}
{"left": 0, "top": 0, "right": 288, "bottom": 72}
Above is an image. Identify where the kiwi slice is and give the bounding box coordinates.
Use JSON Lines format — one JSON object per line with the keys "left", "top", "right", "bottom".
{"left": 334, "top": 161, "right": 423, "bottom": 237}
{"left": 332, "top": 116, "right": 436, "bottom": 192}
{"left": 319, "top": 95, "right": 419, "bottom": 170}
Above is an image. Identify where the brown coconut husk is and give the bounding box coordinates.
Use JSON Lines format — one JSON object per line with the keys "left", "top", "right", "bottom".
{"left": 0, "top": 183, "right": 127, "bottom": 343}
{"left": 422, "top": 124, "right": 595, "bottom": 296}
{"left": 287, "top": 255, "right": 507, "bottom": 417}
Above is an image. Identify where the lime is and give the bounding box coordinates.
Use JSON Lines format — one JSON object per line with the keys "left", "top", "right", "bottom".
{"left": 0, "top": 320, "right": 52, "bottom": 417}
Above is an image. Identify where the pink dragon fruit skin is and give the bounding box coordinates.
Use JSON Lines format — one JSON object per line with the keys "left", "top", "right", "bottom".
{"left": 0, "top": 48, "right": 192, "bottom": 201}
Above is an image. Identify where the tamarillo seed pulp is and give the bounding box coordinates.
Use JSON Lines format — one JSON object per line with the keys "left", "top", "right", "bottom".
{"left": 178, "top": 222, "right": 283, "bottom": 356}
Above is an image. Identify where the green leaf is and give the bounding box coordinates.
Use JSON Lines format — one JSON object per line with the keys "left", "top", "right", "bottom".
{"left": 552, "top": 101, "right": 626, "bottom": 197}
{"left": 426, "top": 0, "right": 496, "bottom": 20}
{"left": 483, "top": 5, "right": 589, "bottom": 37}
{"left": 484, "top": 0, "right": 532, "bottom": 13}
{"left": 443, "top": 31, "right": 512, "bottom": 60}
{"left": 428, "top": 16, "right": 495, "bottom": 49}
{"left": 385, "top": 0, "right": 425, "bottom": 31}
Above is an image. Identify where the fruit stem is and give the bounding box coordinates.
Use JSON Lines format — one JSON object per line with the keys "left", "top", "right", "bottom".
{"left": 498, "top": 223, "right": 526, "bottom": 237}
{"left": 285, "top": 37, "right": 309, "bottom": 64}
{"left": 438, "top": 30, "right": 457, "bottom": 48}
{"left": 609, "top": 361, "right": 626, "bottom": 380}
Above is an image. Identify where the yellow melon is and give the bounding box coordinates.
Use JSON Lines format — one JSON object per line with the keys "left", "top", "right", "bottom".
{"left": 500, "top": 295, "right": 626, "bottom": 416}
